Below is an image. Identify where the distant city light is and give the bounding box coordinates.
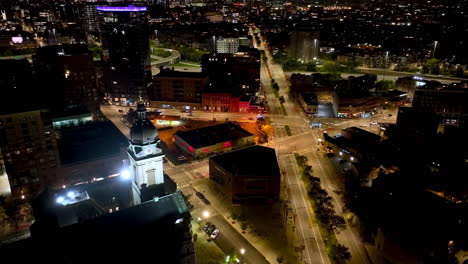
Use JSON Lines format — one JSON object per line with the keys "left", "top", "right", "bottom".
{"left": 96, "top": 6, "right": 147, "bottom": 12}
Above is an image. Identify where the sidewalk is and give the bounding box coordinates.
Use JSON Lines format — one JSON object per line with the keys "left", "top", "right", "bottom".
{"left": 192, "top": 179, "right": 300, "bottom": 264}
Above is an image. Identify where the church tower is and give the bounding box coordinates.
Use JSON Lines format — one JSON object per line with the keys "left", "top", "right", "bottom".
{"left": 127, "top": 103, "right": 164, "bottom": 205}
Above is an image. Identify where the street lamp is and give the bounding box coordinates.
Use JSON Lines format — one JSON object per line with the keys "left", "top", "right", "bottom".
{"left": 240, "top": 248, "right": 246, "bottom": 255}
{"left": 203, "top": 210, "right": 210, "bottom": 218}
{"left": 433, "top": 41, "right": 438, "bottom": 58}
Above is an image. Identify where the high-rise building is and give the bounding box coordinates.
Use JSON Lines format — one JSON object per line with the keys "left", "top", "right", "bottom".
{"left": 216, "top": 38, "right": 239, "bottom": 54}
{"left": 98, "top": 5, "right": 151, "bottom": 105}
{"left": 202, "top": 49, "right": 261, "bottom": 97}
{"left": 33, "top": 44, "right": 100, "bottom": 112}
{"left": 290, "top": 24, "right": 320, "bottom": 63}
{"left": 412, "top": 83, "right": 468, "bottom": 127}
{"left": 82, "top": 2, "right": 101, "bottom": 36}
{"left": 0, "top": 108, "right": 61, "bottom": 200}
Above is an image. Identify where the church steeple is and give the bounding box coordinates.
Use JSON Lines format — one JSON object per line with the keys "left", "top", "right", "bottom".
{"left": 126, "top": 103, "right": 165, "bottom": 205}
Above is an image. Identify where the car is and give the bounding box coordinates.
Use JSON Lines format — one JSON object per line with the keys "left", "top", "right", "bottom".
{"left": 202, "top": 223, "right": 211, "bottom": 232}
{"left": 370, "top": 121, "right": 378, "bottom": 125}
{"left": 207, "top": 224, "right": 216, "bottom": 234}
{"left": 210, "top": 229, "right": 220, "bottom": 239}
{"left": 196, "top": 192, "right": 205, "bottom": 200}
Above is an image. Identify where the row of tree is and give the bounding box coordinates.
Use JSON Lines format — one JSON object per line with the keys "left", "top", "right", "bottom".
{"left": 295, "top": 154, "right": 351, "bottom": 264}
{"left": 422, "top": 59, "right": 465, "bottom": 77}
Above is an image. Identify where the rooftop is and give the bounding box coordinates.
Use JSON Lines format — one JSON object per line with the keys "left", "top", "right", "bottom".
{"left": 155, "top": 69, "right": 207, "bottom": 79}
{"left": 58, "top": 121, "right": 128, "bottom": 165}
{"left": 300, "top": 92, "right": 318, "bottom": 105}
{"left": 96, "top": 6, "right": 147, "bottom": 12}
{"left": 175, "top": 122, "right": 253, "bottom": 149}
{"left": 211, "top": 145, "right": 280, "bottom": 177}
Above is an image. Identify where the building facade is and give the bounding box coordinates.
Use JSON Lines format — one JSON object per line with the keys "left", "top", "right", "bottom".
{"left": 0, "top": 110, "right": 61, "bottom": 200}
{"left": 99, "top": 6, "right": 151, "bottom": 105}
{"left": 33, "top": 44, "right": 99, "bottom": 112}
{"left": 150, "top": 69, "right": 208, "bottom": 107}
{"left": 412, "top": 84, "right": 468, "bottom": 127}
{"left": 290, "top": 24, "right": 320, "bottom": 63}
{"left": 216, "top": 38, "right": 239, "bottom": 54}
{"left": 209, "top": 146, "right": 280, "bottom": 204}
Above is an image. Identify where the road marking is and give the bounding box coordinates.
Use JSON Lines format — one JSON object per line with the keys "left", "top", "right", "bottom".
{"left": 287, "top": 154, "right": 328, "bottom": 264}
{"left": 177, "top": 183, "right": 191, "bottom": 189}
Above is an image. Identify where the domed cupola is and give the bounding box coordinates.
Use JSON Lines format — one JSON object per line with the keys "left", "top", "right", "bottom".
{"left": 130, "top": 103, "right": 158, "bottom": 145}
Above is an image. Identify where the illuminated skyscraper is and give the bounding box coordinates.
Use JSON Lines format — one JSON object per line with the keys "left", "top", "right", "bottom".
{"left": 290, "top": 24, "right": 320, "bottom": 63}
{"left": 98, "top": 6, "right": 151, "bottom": 105}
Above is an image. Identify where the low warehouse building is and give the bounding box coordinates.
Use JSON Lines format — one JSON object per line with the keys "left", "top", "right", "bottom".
{"left": 174, "top": 122, "right": 254, "bottom": 158}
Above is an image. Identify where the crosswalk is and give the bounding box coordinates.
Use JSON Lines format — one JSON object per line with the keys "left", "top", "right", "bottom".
{"left": 177, "top": 183, "right": 191, "bottom": 190}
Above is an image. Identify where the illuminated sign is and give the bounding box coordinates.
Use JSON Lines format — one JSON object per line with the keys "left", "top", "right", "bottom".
{"left": 222, "top": 141, "right": 232, "bottom": 148}
{"left": 96, "top": 6, "right": 147, "bottom": 12}
{"left": 11, "top": 36, "right": 23, "bottom": 43}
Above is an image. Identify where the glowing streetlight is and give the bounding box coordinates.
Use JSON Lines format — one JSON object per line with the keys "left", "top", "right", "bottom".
{"left": 240, "top": 248, "right": 246, "bottom": 255}
{"left": 56, "top": 196, "right": 65, "bottom": 204}
{"left": 121, "top": 169, "right": 131, "bottom": 180}
{"left": 203, "top": 210, "right": 210, "bottom": 218}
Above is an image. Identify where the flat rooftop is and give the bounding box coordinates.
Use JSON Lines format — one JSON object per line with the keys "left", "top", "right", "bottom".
{"left": 211, "top": 145, "right": 280, "bottom": 177}
{"left": 300, "top": 92, "right": 318, "bottom": 105}
{"left": 155, "top": 69, "right": 207, "bottom": 79}
{"left": 175, "top": 122, "right": 253, "bottom": 148}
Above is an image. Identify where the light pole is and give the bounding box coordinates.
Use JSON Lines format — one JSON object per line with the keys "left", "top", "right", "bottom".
{"left": 433, "top": 41, "right": 438, "bottom": 58}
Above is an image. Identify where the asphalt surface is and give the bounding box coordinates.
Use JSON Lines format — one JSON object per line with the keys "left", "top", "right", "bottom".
{"left": 209, "top": 215, "right": 269, "bottom": 264}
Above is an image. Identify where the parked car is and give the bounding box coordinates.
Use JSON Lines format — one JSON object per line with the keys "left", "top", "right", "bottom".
{"left": 207, "top": 224, "right": 216, "bottom": 234}
{"left": 202, "top": 223, "right": 211, "bottom": 233}
{"left": 210, "top": 229, "right": 220, "bottom": 239}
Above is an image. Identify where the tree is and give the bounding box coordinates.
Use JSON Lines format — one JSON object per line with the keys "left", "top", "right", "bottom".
{"left": 375, "top": 80, "right": 395, "bottom": 93}
{"left": 321, "top": 61, "right": 342, "bottom": 73}
{"left": 431, "top": 65, "right": 440, "bottom": 75}
{"left": 306, "top": 62, "right": 317, "bottom": 72}
{"left": 421, "top": 64, "right": 430, "bottom": 74}
{"left": 240, "top": 222, "right": 248, "bottom": 232}
{"left": 455, "top": 66, "right": 464, "bottom": 77}
{"left": 276, "top": 256, "right": 284, "bottom": 263}
{"left": 330, "top": 215, "right": 346, "bottom": 231}
{"left": 329, "top": 243, "right": 351, "bottom": 264}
